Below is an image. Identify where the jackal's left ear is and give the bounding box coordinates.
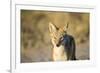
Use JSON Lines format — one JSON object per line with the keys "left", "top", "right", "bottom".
{"left": 49, "top": 22, "right": 58, "bottom": 33}
{"left": 63, "top": 22, "right": 69, "bottom": 31}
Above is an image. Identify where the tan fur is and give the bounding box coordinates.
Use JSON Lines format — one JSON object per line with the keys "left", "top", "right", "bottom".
{"left": 49, "top": 22, "right": 69, "bottom": 61}
{"left": 53, "top": 45, "right": 67, "bottom": 61}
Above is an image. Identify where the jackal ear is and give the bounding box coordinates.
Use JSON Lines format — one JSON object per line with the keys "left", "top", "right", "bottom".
{"left": 63, "top": 22, "right": 69, "bottom": 31}
{"left": 49, "top": 22, "right": 58, "bottom": 33}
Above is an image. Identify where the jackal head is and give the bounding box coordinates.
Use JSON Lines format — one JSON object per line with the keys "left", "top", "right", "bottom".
{"left": 49, "top": 22, "right": 69, "bottom": 47}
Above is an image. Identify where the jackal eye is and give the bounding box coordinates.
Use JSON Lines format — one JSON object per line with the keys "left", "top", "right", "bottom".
{"left": 53, "top": 36, "right": 56, "bottom": 39}
{"left": 60, "top": 36, "right": 63, "bottom": 41}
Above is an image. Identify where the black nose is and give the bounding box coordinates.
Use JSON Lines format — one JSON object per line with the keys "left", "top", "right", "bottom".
{"left": 56, "top": 43, "right": 60, "bottom": 47}
{"left": 56, "top": 37, "right": 63, "bottom": 47}
{"left": 56, "top": 40, "right": 62, "bottom": 47}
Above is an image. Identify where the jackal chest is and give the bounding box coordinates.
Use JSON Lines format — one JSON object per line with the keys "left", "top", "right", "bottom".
{"left": 53, "top": 46, "right": 67, "bottom": 61}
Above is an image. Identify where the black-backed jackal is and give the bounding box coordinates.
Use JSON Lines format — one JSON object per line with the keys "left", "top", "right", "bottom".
{"left": 49, "top": 22, "right": 76, "bottom": 61}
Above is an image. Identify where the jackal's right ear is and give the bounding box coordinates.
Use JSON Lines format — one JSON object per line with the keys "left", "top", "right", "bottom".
{"left": 49, "top": 22, "right": 58, "bottom": 33}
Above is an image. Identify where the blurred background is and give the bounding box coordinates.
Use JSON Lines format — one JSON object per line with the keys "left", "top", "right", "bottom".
{"left": 21, "top": 10, "right": 89, "bottom": 63}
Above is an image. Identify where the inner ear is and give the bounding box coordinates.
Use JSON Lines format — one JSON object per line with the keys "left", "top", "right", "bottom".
{"left": 49, "top": 22, "right": 59, "bottom": 33}
{"left": 63, "top": 22, "right": 69, "bottom": 31}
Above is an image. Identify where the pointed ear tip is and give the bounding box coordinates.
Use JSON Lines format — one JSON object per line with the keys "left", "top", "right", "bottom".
{"left": 66, "top": 22, "right": 69, "bottom": 26}
{"left": 49, "top": 22, "right": 53, "bottom": 29}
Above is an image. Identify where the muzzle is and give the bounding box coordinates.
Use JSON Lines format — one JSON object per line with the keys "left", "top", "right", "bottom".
{"left": 56, "top": 34, "right": 68, "bottom": 47}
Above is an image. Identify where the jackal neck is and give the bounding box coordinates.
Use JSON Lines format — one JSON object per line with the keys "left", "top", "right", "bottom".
{"left": 53, "top": 45, "right": 68, "bottom": 61}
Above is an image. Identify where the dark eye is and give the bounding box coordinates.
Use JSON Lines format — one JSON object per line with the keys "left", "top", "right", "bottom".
{"left": 60, "top": 36, "right": 63, "bottom": 41}
{"left": 53, "top": 37, "right": 56, "bottom": 39}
